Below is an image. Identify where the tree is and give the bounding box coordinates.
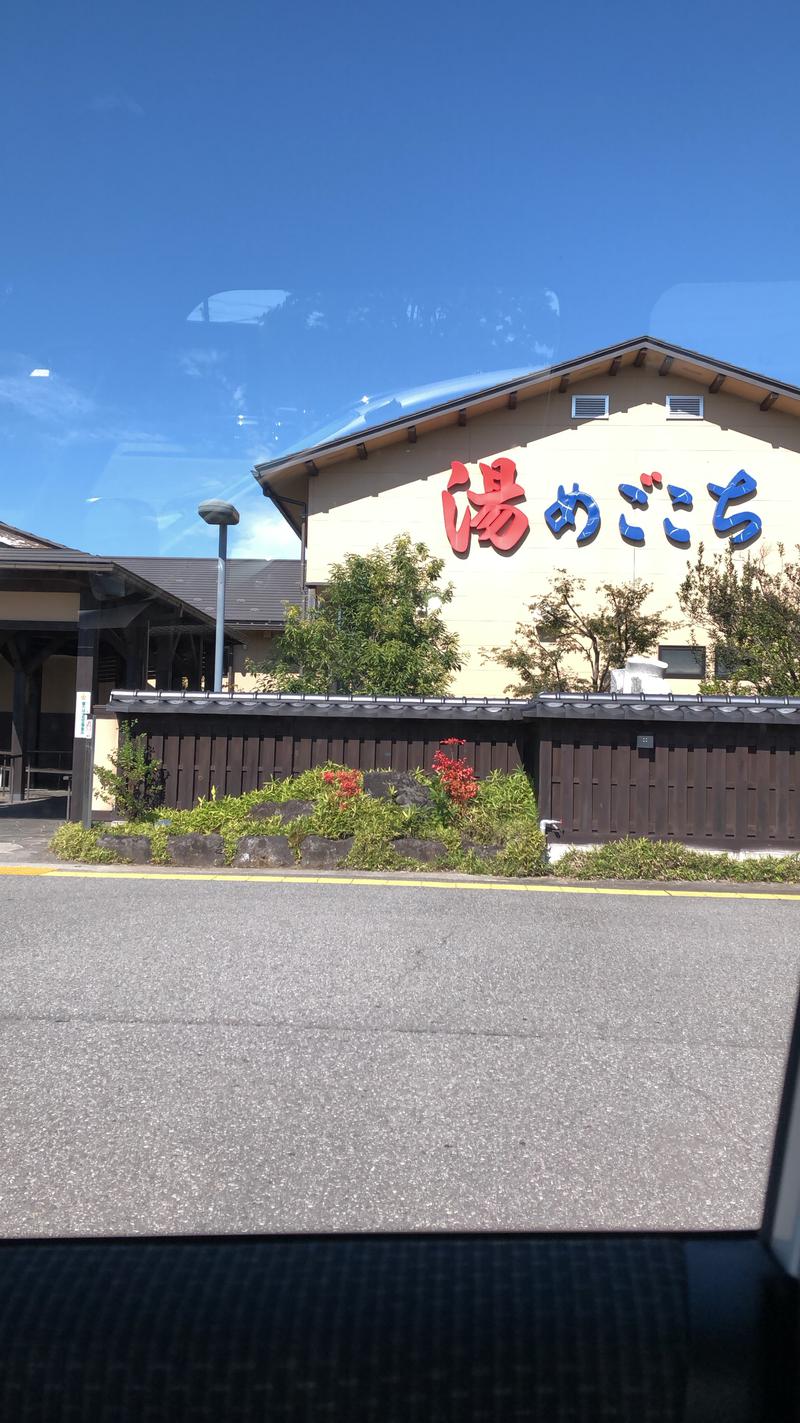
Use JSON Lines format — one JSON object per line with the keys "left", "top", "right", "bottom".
{"left": 486, "top": 570, "right": 669, "bottom": 695}
{"left": 250, "top": 535, "right": 461, "bottom": 695}
{"left": 678, "top": 542, "right": 800, "bottom": 694}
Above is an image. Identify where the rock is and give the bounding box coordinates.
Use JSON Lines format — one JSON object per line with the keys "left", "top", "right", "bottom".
{"left": 165, "top": 833, "right": 225, "bottom": 867}
{"left": 97, "top": 833, "right": 152, "bottom": 864}
{"left": 299, "top": 835, "right": 355, "bottom": 868}
{"left": 232, "top": 834, "right": 294, "bottom": 868}
{"left": 362, "top": 771, "right": 433, "bottom": 807}
{"left": 393, "top": 836, "right": 449, "bottom": 863}
{"left": 461, "top": 840, "right": 503, "bottom": 860}
{"left": 251, "top": 799, "right": 315, "bottom": 823}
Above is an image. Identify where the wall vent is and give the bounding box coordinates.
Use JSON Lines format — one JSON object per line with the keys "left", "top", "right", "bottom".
{"left": 666, "top": 393, "right": 704, "bottom": 419}
{"left": 571, "top": 394, "right": 609, "bottom": 420}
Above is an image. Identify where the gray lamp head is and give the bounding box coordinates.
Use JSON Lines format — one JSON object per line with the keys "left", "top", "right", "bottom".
{"left": 198, "top": 499, "right": 240, "bottom": 527}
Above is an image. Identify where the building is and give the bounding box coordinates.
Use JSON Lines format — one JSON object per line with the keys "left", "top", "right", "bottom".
{"left": 114, "top": 557, "right": 302, "bottom": 686}
{"left": 0, "top": 527, "right": 301, "bottom": 816}
{"left": 254, "top": 335, "right": 800, "bottom": 695}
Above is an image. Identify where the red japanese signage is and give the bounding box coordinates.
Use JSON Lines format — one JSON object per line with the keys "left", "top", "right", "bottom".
{"left": 442, "top": 457, "right": 528, "bottom": 554}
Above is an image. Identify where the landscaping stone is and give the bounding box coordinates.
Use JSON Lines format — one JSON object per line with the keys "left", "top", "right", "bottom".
{"left": 461, "top": 839, "right": 503, "bottom": 860}
{"left": 232, "top": 834, "right": 294, "bottom": 869}
{"left": 97, "top": 833, "right": 152, "bottom": 864}
{"left": 392, "top": 836, "right": 449, "bottom": 862}
{"left": 251, "top": 799, "right": 315, "bottom": 823}
{"left": 362, "top": 771, "right": 433, "bottom": 807}
{"left": 165, "top": 833, "right": 225, "bottom": 867}
{"left": 299, "top": 835, "right": 355, "bottom": 868}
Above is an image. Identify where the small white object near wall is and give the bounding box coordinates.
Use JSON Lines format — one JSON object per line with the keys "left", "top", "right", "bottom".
{"left": 609, "top": 656, "right": 671, "bottom": 694}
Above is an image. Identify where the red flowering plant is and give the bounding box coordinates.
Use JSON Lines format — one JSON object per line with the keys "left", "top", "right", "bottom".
{"left": 431, "top": 738, "right": 478, "bottom": 807}
{"left": 322, "top": 768, "right": 363, "bottom": 808}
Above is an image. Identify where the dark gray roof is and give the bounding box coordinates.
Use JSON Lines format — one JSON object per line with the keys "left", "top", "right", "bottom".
{"left": 0, "top": 548, "right": 220, "bottom": 629}
{"left": 0, "top": 520, "right": 69, "bottom": 550}
{"left": 106, "top": 690, "right": 800, "bottom": 726}
{"left": 115, "top": 558, "right": 302, "bottom": 627}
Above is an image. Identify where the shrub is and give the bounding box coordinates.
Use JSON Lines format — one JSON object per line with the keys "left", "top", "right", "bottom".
{"left": 493, "top": 824, "right": 549, "bottom": 878}
{"left": 322, "top": 768, "right": 363, "bottom": 806}
{"left": 49, "top": 823, "right": 118, "bottom": 864}
{"left": 51, "top": 764, "right": 552, "bottom": 876}
{"left": 556, "top": 838, "right": 800, "bottom": 883}
{"left": 432, "top": 739, "right": 478, "bottom": 806}
{"left": 95, "top": 723, "right": 165, "bottom": 820}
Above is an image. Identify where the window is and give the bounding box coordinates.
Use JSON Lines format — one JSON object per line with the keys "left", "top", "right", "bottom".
{"left": 659, "top": 644, "right": 707, "bottom": 678}
{"left": 666, "top": 393, "right": 704, "bottom": 419}
{"left": 571, "top": 393, "right": 609, "bottom": 419}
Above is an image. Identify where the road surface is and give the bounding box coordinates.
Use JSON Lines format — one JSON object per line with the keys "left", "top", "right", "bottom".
{"left": 1, "top": 868, "right": 798, "bottom": 1236}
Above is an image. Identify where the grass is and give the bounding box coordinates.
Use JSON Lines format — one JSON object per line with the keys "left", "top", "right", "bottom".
{"left": 556, "top": 837, "right": 800, "bottom": 883}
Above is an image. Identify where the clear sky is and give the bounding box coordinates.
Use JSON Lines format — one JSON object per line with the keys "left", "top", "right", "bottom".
{"left": 2, "top": 0, "right": 799, "bottom": 558}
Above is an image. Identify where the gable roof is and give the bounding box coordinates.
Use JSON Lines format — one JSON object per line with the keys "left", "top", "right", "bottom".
{"left": 253, "top": 335, "right": 800, "bottom": 532}
{"left": 0, "top": 547, "right": 225, "bottom": 631}
{"left": 0, "top": 520, "right": 70, "bottom": 550}
{"left": 115, "top": 557, "right": 302, "bottom": 627}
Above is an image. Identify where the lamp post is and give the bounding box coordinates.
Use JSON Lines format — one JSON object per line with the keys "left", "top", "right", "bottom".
{"left": 197, "top": 499, "right": 239, "bottom": 692}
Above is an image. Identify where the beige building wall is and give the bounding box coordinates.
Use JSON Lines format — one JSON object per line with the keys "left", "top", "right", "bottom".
{"left": 91, "top": 713, "right": 120, "bottom": 815}
{"left": 302, "top": 369, "right": 800, "bottom": 694}
{"left": 0, "top": 591, "right": 80, "bottom": 621}
{"left": 231, "top": 629, "right": 279, "bottom": 690}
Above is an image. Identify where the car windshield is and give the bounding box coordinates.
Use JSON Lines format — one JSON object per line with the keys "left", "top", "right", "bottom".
{"left": 2, "top": 2, "right": 800, "bottom": 1241}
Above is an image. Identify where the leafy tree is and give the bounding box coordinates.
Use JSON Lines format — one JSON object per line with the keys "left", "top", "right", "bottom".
{"left": 678, "top": 542, "right": 800, "bottom": 694}
{"left": 250, "top": 535, "right": 461, "bottom": 695}
{"left": 486, "top": 570, "right": 669, "bottom": 694}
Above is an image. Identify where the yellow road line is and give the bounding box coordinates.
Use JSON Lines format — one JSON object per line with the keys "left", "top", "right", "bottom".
{"left": 2, "top": 864, "right": 800, "bottom": 902}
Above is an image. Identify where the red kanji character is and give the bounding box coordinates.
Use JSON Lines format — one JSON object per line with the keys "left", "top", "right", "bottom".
{"left": 442, "top": 457, "right": 528, "bottom": 555}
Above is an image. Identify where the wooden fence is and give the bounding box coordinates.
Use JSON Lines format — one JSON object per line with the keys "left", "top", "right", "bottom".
{"left": 105, "top": 697, "right": 800, "bottom": 850}
{"left": 536, "top": 719, "right": 800, "bottom": 849}
{"left": 125, "top": 712, "right": 527, "bottom": 810}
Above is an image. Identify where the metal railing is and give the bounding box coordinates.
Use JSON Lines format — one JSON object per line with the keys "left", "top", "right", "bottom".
{"left": 0, "top": 752, "right": 23, "bottom": 803}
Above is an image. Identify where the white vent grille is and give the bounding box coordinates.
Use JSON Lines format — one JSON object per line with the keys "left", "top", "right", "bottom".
{"left": 571, "top": 394, "right": 609, "bottom": 420}
{"left": 666, "top": 393, "right": 704, "bottom": 419}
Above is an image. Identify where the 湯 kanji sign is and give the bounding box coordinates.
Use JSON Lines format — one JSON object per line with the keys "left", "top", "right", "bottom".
{"left": 442, "top": 457, "right": 529, "bottom": 555}
{"left": 441, "top": 456, "right": 763, "bottom": 554}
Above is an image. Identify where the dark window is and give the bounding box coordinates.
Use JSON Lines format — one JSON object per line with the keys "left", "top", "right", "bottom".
{"left": 659, "top": 644, "right": 706, "bottom": 679}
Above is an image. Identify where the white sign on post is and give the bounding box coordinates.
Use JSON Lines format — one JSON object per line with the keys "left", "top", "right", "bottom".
{"left": 74, "top": 691, "right": 93, "bottom": 740}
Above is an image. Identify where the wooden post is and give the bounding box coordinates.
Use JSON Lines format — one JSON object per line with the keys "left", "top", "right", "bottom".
{"left": 10, "top": 660, "right": 28, "bottom": 802}
{"left": 124, "top": 630, "right": 144, "bottom": 689}
{"left": 154, "top": 634, "right": 173, "bottom": 690}
{"left": 71, "top": 597, "right": 99, "bottom": 824}
{"left": 188, "top": 636, "right": 204, "bottom": 690}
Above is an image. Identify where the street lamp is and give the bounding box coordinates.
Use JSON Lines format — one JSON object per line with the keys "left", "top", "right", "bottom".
{"left": 198, "top": 499, "right": 239, "bottom": 693}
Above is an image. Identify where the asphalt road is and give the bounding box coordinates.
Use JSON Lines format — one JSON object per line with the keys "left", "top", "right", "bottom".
{"left": 1, "top": 871, "right": 799, "bottom": 1237}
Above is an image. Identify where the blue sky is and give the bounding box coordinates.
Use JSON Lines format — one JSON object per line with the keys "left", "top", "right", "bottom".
{"left": 2, "top": 0, "right": 800, "bottom": 557}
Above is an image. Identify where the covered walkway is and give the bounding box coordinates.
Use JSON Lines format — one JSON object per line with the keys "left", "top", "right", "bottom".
{"left": 0, "top": 548, "right": 235, "bottom": 822}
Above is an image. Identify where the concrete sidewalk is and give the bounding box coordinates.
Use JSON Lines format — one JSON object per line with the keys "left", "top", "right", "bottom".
{"left": 0, "top": 813, "right": 62, "bottom": 865}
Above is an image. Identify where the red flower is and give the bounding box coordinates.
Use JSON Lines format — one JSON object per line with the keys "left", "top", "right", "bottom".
{"left": 322, "top": 768, "right": 363, "bottom": 806}
{"left": 432, "top": 747, "right": 477, "bottom": 805}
